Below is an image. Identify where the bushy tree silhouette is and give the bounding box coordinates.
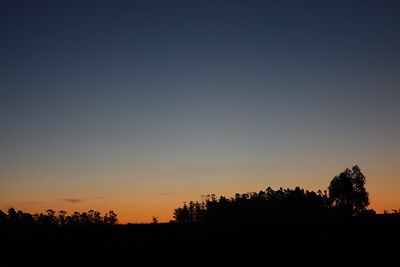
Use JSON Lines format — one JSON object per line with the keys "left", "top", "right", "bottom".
{"left": 328, "top": 165, "right": 369, "bottom": 216}
{"left": 104, "top": 210, "right": 118, "bottom": 225}
{"left": 58, "top": 210, "right": 67, "bottom": 225}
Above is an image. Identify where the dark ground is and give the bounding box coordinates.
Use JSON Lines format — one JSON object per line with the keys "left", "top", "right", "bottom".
{"left": 2, "top": 215, "right": 399, "bottom": 263}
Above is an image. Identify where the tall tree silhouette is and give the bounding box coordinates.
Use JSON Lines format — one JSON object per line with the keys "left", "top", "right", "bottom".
{"left": 328, "top": 165, "right": 369, "bottom": 216}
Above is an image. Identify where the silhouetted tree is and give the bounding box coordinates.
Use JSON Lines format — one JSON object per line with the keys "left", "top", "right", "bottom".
{"left": 46, "top": 209, "right": 57, "bottom": 225}
{"left": 71, "top": 211, "right": 81, "bottom": 225}
{"left": 104, "top": 211, "right": 118, "bottom": 225}
{"left": 92, "top": 210, "right": 102, "bottom": 224}
{"left": 174, "top": 202, "right": 190, "bottom": 223}
{"left": 83, "top": 210, "right": 102, "bottom": 224}
{"left": 58, "top": 210, "right": 67, "bottom": 225}
{"left": 328, "top": 165, "right": 369, "bottom": 216}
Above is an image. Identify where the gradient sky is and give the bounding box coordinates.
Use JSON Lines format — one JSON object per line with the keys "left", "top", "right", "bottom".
{"left": 1, "top": 0, "right": 400, "bottom": 223}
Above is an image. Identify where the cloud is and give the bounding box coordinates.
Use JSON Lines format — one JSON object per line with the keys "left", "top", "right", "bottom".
{"left": 60, "top": 198, "right": 84, "bottom": 203}
{"left": 58, "top": 197, "right": 103, "bottom": 204}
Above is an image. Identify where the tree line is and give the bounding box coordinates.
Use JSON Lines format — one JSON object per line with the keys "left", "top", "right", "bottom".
{"left": 173, "top": 165, "right": 371, "bottom": 223}
{"left": 0, "top": 208, "right": 117, "bottom": 227}
{"left": 0, "top": 165, "right": 375, "bottom": 226}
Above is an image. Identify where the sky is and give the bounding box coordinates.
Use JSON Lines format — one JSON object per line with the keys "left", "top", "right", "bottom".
{"left": 1, "top": 0, "right": 399, "bottom": 223}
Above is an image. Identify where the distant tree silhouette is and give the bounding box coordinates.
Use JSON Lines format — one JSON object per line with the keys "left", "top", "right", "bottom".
{"left": 173, "top": 202, "right": 190, "bottom": 223}
{"left": 8, "top": 208, "right": 18, "bottom": 223}
{"left": 89, "top": 210, "right": 103, "bottom": 224}
{"left": 0, "top": 209, "right": 118, "bottom": 227}
{"left": 174, "top": 187, "right": 330, "bottom": 223}
{"left": 46, "top": 209, "right": 57, "bottom": 224}
{"left": 58, "top": 210, "right": 67, "bottom": 225}
{"left": 328, "top": 165, "right": 369, "bottom": 216}
{"left": 69, "top": 211, "right": 81, "bottom": 225}
{"left": 104, "top": 211, "right": 118, "bottom": 225}
{"left": 174, "top": 201, "right": 205, "bottom": 223}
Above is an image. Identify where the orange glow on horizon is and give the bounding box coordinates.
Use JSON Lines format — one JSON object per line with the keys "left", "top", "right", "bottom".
{"left": 1, "top": 165, "right": 399, "bottom": 223}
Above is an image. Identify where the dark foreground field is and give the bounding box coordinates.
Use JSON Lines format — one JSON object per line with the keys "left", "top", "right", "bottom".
{"left": 2, "top": 215, "right": 399, "bottom": 263}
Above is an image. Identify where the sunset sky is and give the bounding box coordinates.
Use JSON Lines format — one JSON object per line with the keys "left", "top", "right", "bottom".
{"left": 1, "top": 0, "right": 399, "bottom": 223}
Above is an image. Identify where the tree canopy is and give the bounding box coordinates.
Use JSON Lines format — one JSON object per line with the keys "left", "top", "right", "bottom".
{"left": 328, "top": 165, "right": 369, "bottom": 216}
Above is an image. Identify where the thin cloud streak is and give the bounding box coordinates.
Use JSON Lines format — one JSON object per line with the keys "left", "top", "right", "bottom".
{"left": 58, "top": 197, "right": 103, "bottom": 204}
{"left": 60, "top": 198, "right": 84, "bottom": 203}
